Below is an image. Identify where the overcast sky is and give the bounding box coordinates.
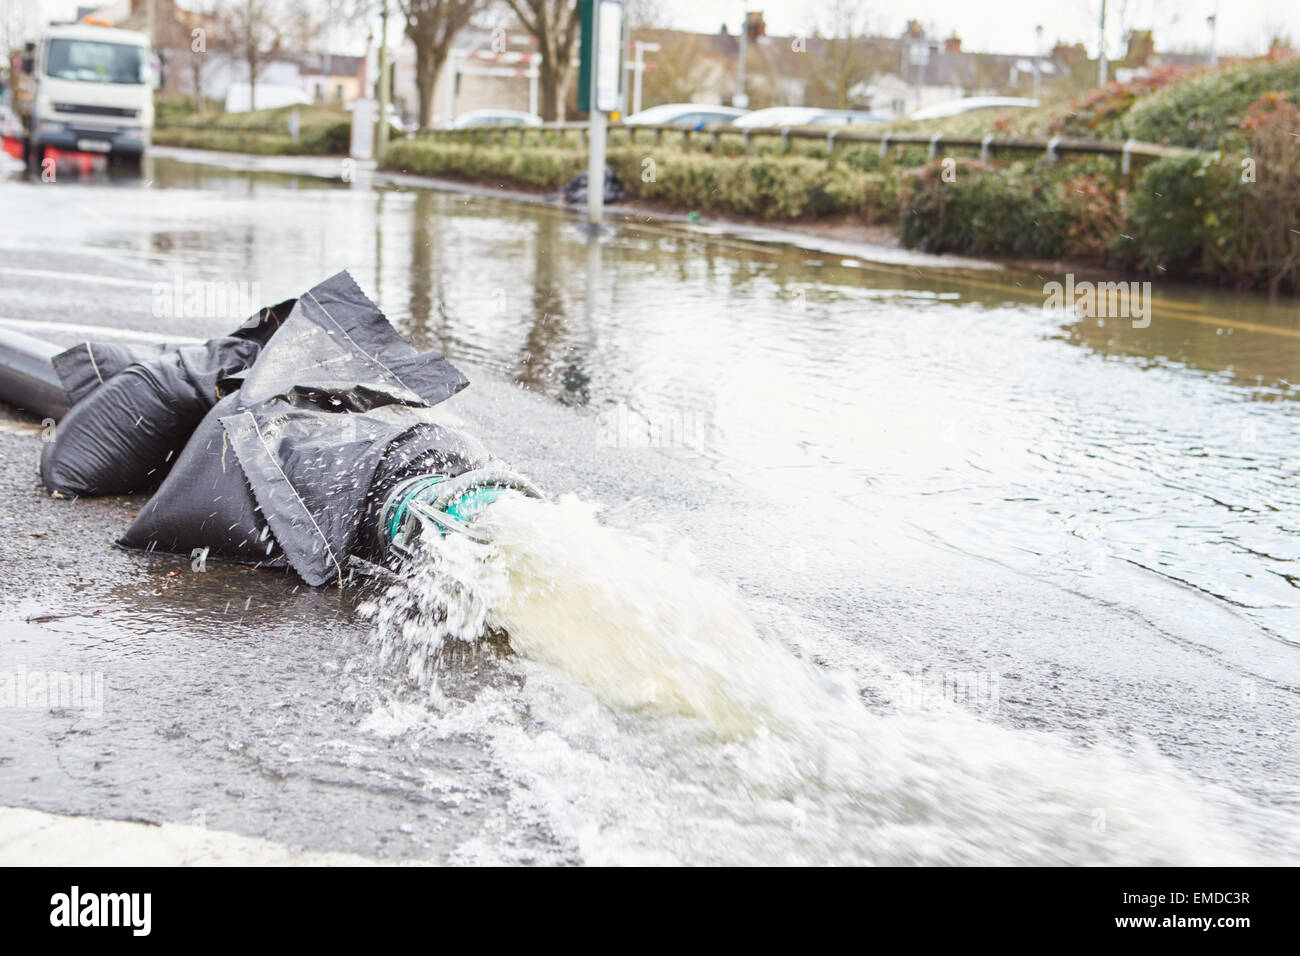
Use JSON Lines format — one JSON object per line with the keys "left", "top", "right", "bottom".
{"left": 668, "top": 0, "right": 1297, "bottom": 57}
{"left": 29, "top": 0, "right": 1300, "bottom": 57}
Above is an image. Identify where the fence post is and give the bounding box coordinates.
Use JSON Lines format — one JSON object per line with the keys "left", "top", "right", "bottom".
{"left": 929, "top": 131, "right": 942, "bottom": 159}
{"left": 781, "top": 128, "right": 790, "bottom": 155}
{"left": 1121, "top": 138, "right": 1135, "bottom": 176}
{"left": 1046, "top": 135, "right": 1060, "bottom": 163}
{"left": 879, "top": 132, "right": 890, "bottom": 159}
{"left": 981, "top": 133, "right": 994, "bottom": 163}
{"left": 826, "top": 128, "right": 837, "bottom": 158}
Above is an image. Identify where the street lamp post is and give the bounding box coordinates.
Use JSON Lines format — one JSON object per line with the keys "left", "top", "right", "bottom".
{"left": 1033, "top": 25, "right": 1043, "bottom": 101}
{"left": 735, "top": 5, "right": 749, "bottom": 109}
{"left": 376, "top": 0, "right": 392, "bottom": 166}
{"left": 1098, "top": 0, "right": 1108, "bottom": 86}
{"left": 1207, "top": 12, "right": 1218, "bottom": 68}
{"left": 909, "top": 40, "right": 930, "bottom": 113}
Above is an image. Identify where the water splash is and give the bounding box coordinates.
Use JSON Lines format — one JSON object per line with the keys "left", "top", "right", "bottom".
{"left": 362, "top": 492, "right": 1289, "bottom": 865}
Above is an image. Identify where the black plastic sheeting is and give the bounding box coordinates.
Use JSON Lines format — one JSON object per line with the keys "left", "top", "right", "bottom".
{"left": 115, "top": 271, "right": 485, "bottom": 586}
{"left": 559, "top": 165, "right": 628, "bottom": 205}
{"left": 40, "top": 299, "right": 296, "bottom": 496}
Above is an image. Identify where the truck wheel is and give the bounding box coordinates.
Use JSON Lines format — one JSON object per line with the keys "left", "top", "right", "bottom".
{"left": 111, "top": 151, "right": 143, "bottom": 175}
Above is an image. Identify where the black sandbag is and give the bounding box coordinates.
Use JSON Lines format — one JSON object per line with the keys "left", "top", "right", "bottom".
{"left": 120, "top": 271, "right": 474, "bottom": 585}
{"left": 39, "top": 299, "right": 297, "bottom": 497}
{"left": 51, "top": 341, "right": 169, "bottom": 406}
{"left": 115, "top": 393, "right": 288, "bottom": 569}
{"left": 51, "top": 299, "right": 294, "bottom": 405}
{"left": 219, "top": 407, "right": 488, "bottom": 583}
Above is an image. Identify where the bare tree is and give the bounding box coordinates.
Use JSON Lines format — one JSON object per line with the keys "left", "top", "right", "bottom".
{"left": 157, "top": 0, "right": 228, "bottom": 112}
{"left": 401, "top": 0, "right": 479, "bottom": 130}
{"left": 641, "top": 32, "right": 709, "bottom": 106}
{"left": 803, "top": 0, "right": 883, "bottom": 110}
{"left": 502, "top": 0, "right": 579, "bottom": 121}
{"left": 216, "top": 0, "right": 297, "bottom": 110}
{"left": 621, "top": 0, "right": 664, "bottom": 30}
{"left": 1, "top": 0, "right": 36, "bottom": 66}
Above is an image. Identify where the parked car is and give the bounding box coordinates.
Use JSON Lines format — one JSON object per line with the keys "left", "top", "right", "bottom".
{"left": 622, "top": 103, "right": 748, "bottom": 129}
{"left": 732, "top": 107, "right": 891, "bottom": 128}
{"left": 909, "top": 97, "right": 1038, "bottom": 121}
{"left": 439, "top": 109, "right": 542, "bottom": 129}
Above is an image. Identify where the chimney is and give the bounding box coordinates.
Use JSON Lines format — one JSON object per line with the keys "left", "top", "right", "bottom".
{"left": 945, "top": 33, "right": 962, "bottom": 54}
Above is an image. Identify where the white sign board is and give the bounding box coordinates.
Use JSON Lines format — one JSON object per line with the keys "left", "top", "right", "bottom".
{"left": 350, "top": 99, "right": 375, "bottom": 161}
{"left": 596, "top": 0, "right": 623, "bottom": 113}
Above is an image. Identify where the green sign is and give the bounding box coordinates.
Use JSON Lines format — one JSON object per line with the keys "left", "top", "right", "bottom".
{"left": 577, "top": 0, "right": 594, "bottom": 113}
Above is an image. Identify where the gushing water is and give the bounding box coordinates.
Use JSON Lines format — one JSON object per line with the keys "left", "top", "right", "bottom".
{"left": 361, "top": 493, "right": 1291, "bottom": 865}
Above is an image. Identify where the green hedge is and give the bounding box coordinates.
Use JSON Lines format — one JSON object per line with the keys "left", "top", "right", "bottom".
{"left": 1119, "top": 59, "right": 1300, "bottom": 150}
{"left": 898, "top": 158, "right": 1095, "bottom": 259}
{"left": 898, "top": 149, "right": 1298, "bottom": 294}
{"left": 384, "top": 140, "right": 902, "bottom": 222}
{"left": 154, "top": 122, "right": 353, "bottom": 156}
{"left": 385, "top": 140, "right": 588, "bottom": 189}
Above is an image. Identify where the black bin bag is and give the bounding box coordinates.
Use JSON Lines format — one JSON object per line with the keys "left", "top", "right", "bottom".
{"left": 120, "top": 271, "right": 477, "bottom": 586}
{"left": 39, "top": 299, "right": 296, "bottom": 496}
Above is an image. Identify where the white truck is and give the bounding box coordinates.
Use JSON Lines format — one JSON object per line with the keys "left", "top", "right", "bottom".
{"left": 14, "top": 20, "right": 152, "bottom": 172}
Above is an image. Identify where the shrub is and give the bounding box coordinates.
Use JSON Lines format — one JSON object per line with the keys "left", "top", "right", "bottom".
{"left": 1052, "top": 171, "right": 1127, "bottom": 261}
{"left": 1234, "top": 92, "right": 1300, "bottom": 295}
{"left": 1120, "top": 58, "right": 1300, "bottom": 150}
{"left": 899, "top": 159, "right": 1068, "bottom": 258}
{"left": 1126, "top": 154, "right": 1240, "bottom": 277}
{"left": 1049, "top": 68, "right": 1192, "bottom": 139}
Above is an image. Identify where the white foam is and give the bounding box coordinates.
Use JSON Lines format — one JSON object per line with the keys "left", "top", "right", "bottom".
{"left": 362, "top": 494, "right": 1296, "bottom": 865}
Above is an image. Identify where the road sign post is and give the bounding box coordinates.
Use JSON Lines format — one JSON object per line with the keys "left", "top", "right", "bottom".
{"left": 579, "top": 0, "right": 623, "bottom": 226}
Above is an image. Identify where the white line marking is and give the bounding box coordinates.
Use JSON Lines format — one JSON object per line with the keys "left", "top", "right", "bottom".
{"left": 0, "top": 316, "right": 200, "bottom": 343}
{"left": 0, "top": 266, "right": 158, "bottom": 289}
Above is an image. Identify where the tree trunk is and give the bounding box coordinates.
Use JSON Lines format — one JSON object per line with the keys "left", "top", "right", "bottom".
{"left": 539, "top": 57, "right": 559, "bottom": 121}
{"left": 555, "top": 62, "right": 571, "bottom": 121}
{"left": 414, "top": 41, "right": 435, "bottom": 130}
{"left": 247, "top": 46, "right": 257, "bottom": 112}
{"left": 191, "top": 59, "right": 203, "bottom": 113}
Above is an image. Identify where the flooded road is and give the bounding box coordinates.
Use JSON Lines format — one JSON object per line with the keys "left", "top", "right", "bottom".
{"left": 1, "top": 153, "right": 1298, "bottom": 864}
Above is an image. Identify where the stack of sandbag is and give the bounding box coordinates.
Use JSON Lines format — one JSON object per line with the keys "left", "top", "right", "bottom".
{"left": 40, "top": 299, "right": 296, "bottom": 496}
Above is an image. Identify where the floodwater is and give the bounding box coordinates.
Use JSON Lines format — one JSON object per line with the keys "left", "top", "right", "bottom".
{"left": 0, "top": 153, "right": 1298, "bottom": 864}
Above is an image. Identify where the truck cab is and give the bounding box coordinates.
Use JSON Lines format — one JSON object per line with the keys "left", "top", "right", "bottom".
{"left": 17, "top": 21, "right": 153, "bottom": 172}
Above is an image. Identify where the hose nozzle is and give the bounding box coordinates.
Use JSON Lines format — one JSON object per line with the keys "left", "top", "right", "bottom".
{"left": 380, "top": 468, "right": 543, "bottom": 565}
